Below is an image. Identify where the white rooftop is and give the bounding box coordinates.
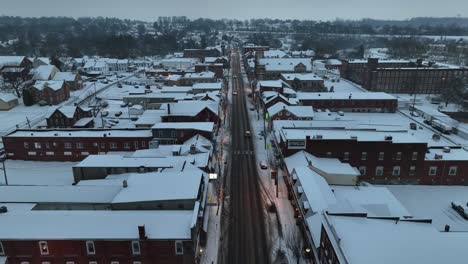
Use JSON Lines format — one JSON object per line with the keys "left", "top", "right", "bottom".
{"left": 152, "top": 122, "right": 214, "bottom": 132}
{"left": 7, "top": 129, "right": 152, "bottom": 138}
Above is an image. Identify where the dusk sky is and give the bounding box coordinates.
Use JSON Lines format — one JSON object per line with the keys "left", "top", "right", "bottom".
{"left": 1, "top": 0, "right": 467, "bottom": 21}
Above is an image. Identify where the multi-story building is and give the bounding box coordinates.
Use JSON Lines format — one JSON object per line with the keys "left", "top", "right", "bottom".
{"left": 296, "top": 92, "right": 398, "bottom": 112}
{"left": 2, "top": 129, "right": 153, "bottom": 161}
{"left": 45, "top": 106, "right": 93, "bottom": 128}
{"left": 341, "top": 58, "right": 468, "bottom": 94}
{"left": 280, "top": 73, "right": 325, "bottom": 92}
{"left": 255, "top": 57, "right": 313, "bottom": 80}
{"left": 161, "top": 101, "right": 219, "bottom": 124}
{"left": 152, "top": 122, "right": 214, "bottom": 144}
{"left": 29, "top": 80, "right": 70, "bottom": 105}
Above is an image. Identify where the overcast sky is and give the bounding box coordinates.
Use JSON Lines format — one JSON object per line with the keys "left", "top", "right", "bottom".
{"left": 1, "top": 0, "right": 467, "bottom": 21}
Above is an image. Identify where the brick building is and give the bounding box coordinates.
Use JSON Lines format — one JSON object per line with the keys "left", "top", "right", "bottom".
{"left": 296, "top": 92, "right": 398, "bottom": 112}
{"left": 161, "top": 102, "right": 220, "bottom": 124}
{"left": 267, "top": 102, "right": 314, "bottom": 121}
{"left": 29, "top": 80, "right": 70, "bottom": 105}
{"left": 53, "top": 72, "right": 83, "bottom": 91}
{"left": 2, "top": 129, "right": 153, "bottom": 161}
{"left": 281, "top": 73, "right": 325, "bottom": 92}
{"left": 46, "top": 106, "right": 93, "bottom": 128}
{"left": 255, "top": 57, "right": 312, "bottom": 80}
{"left": 341, "top": 58, "right": 468, "bottom": 94}
{"left": 0, "top": 56, "right": 32, "bottom": 81}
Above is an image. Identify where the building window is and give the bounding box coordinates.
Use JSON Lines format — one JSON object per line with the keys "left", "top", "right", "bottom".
{"left": 412, "top": 152, "right": 418, "bottom": 160}
{"left": 45, "top": 142, "right": 50, "bottom": 148}
{"left": 134, "top": 141, "right": 139, "bottom": 149}
{"left": 110, "top": 142, "right": 117, "bottom": 149}
{"left": 326, "top": 152, "right": 332, "bottom": 157}
{"left": 358, "top": 166, "right": 366, "bottom": 176}
{"left": 0, "top": 241, "right": 4, "bottom": 255}
{"left": 86, "top": 241, "right": 95, "bottom": 255}
{"left": 361, "top": 152, "right": 367, "bottom": 160}
{"left": 175, "top": 241, "right": 184, "bottom": 255}
{"left": 41, "top": 262, "right": 50, "bottom": 264}
{"left": 111, "top": 262, "right": 119, "bottom": 264}
{"left": 141, "top": 141, "right": 146, "bottom": 148}
{"left": 375, "top": 166, "right": 383, "bottom": 176}
{"left": 100, "top": 142, "right": 106, "bottom": 149}
{"left": 132, "top": 241, "right": 141, "bottom": 255}
{"left": 429, "top": 166, "right": 437, "bottom": 176}
{"left": 89, "top": 262, "right": 97, "bottom": 264}
{"left": 64, "top": 151, "right": 72, "bottom": 156}
{"left": 39, "top": 241, "right": 49, "bottom": 255}
{"left": 409, "top": 166, "right": 416, "bottom": 176}
{"left": 124, "top": 142, "right": 130, "bottom": 149}
{"left": 66, "top": 262, "right": 75, "bottom": 264}
{"left": 396, "top": 152, "right": 402, "bottom": 160}
{"left": 34, "top": 142, "right": 41, "bottom": 149}
{"left": 378, "top": 152, "right": 384, "bottom": 161}
{"left": 449, "top": 166, "right": 458, "bottom": 176}
{"left": 20, "top": 262, "right": 29, "bottom": 264}
{"left": 24, "top": 142, "right": 29, "bottom": 148}
{"left": 343, "top": 152, "right": 349, "bottom": 160}
{"left": 393, "top": 166, "right": 400, "bottom": 176}
{"left": 28, "top": 151, "right": 36, "bottom": 156}
{"left": 171, "top": 131, "right": 176, "bottom": 138}
{"left": 65, "top": 142, "right": 72, "bottom": 149}
{"left": 76, "top": 142, "right": 84, "bottom": 149}
{"left": 133, "top": 262, "right": 142, "bottom": 264}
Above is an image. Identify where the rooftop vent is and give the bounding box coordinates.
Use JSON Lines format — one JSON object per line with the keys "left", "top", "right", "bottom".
{"left": 385, "top": 136, "right": 393, "bottom": 141}
{"left": 443, "top": 147, "right": 451, "bottom": 153}
{"left": 123, "top": 180, "right": 128, "bottom": 188}
{"left": 445, "top": 224, "right": 450, "bottom": 232}
{"left": 350, "top": 136, "right": 358, "bottom": 140}
{"left": 434, "top": 154, "right": 443, "bottom": 160}
{"left": 0, "top": 206, "right": 7, "bottom": 214}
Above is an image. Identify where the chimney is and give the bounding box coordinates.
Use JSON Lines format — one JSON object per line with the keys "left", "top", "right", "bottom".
{"left": 138, "top": 225, "right": 147, "bottom": 239}
{"left": 445, "top": 224, "right": 450, "bottom": 232}
{"left": 123, "top": 180, "right": 128, "bottom": 188}
{"left": 349, "top": 94, "right": 352, "bottom": 99}
{"left": 167, "top": 103, "right": 171, "bottom": 115}
{"left": 0, "top": 206, "right": 7, "bottom": 214}
{"left": 190, "top": 144, "right": 196, "bottom": 154}
{"left": 443, "top": 147, "right": 451, "bottom": 153}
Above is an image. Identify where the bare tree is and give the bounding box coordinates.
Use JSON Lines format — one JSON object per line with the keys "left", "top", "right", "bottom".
{"left": 286, "top": 228, "right": 304, "bottom": 264}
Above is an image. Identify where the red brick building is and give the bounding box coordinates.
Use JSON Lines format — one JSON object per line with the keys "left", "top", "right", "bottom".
{"left": 29, "top": 80, "right": 70, "bottom": 105}
{"left": 277, "top": 127, "right": 468, "bottom": 185}
{"left": 341, "top": 58, "right": 468, "bottom": 94}
{"left": 2, "top": 129, "right": 153, "bottom": 161}
{"left": 296, "top": 92, "right": 398, "bottom": 113}
{"left": 161, "top": 102, "right": 219, "bottom": 124}
{"left": 46, "top": 106, "right": 93, "bottom": 128}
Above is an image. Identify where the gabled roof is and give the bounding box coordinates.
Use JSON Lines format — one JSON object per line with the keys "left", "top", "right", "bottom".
{"left": 267, "top": 102, "right": 314, "bottom": 118}
{"left": 32, "top": 80, "right": 65, "bottom": 91}
{"left": 31, "top": 65, "right": 59, "bottom": 80}
{"left": 163, "top": 101, "right": 219, "bottom": 117}
{"left": 0, "top": 56, "right": 26, "bottom": 67}
{"left": 53, "top": 72, "right": 78, "bottom": 82}
{"left": 0, "top": 93, "right": 18, "bottom": 102}
{"left": 152, "top": 122, "right": 214, "bottom": 132}
{"left": 45, "top": 106, "right": 90, "bottom": 119}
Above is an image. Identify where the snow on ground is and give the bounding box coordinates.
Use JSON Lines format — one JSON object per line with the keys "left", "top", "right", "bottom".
{"left": 242, "top": 69, "right": 307, "bottom": 263}
{"left": 393, "top": 93, "right": 462, "bottom": 113}
{"left": 0, "top": 102, "right": 52, "bottom": 136}
{"left": 0, "top": 160, "right": 76, "bottom": 185}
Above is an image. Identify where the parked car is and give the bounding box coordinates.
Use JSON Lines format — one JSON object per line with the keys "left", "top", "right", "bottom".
{"left": 134, "top": 85, "right": 139, "bottom": 88}
{"left": 410, "top": 122, "right": 417, "bottom": 130}
{"left": 101, "top": 111, "right": 109, "bottom": 117}
{"left": 245, "top": 130, "right": 251, "bottom": 138}
{"left": 260, "top": 161, "right": 268, "bottom": 170}
{"left": 117, "top": 83, "right": 123, "bottom": 88}
{"left": 114, "top": 111, "right": 123, "bottom": 117}
{"left": 232, "top": 90, "right": 238, "bottom": 96}
{"left": 120, "top": 102, "right": 128, "bottom": 108}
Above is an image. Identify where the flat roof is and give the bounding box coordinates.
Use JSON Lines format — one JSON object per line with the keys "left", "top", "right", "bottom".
{"left": 152, "top": 122, "right": 214, "bottom": 132}
{"left": 0, "top": 210, "right": 194, "bottom": 240}
{"left": 6, "top": 129, "right": 152, "bottom": 138}
{"left": 296, "top": 92, "right": 396, "bottom": 100}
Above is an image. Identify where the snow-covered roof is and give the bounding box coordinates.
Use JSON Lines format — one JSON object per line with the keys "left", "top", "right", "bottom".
{"left": 192, "top": 82, "right": 223, "bottom": 90}
{"left": 183, "top": 71, "right": 215, "bottom": 79}
{"left": 285, "top": 151, "right": 359, "bottom": 177}
{"left": 258, "top": 58, "right": 312, "bottom": 72}
{"left": 134, "top": 110, "right": 165, "bottom": 126}
{"left": 0, "top": 56, "right": 26, "bottom": 67}
{"left": 31, "top": 65, "right": 58, "bottom": 80}
{"left": 327, "top": 214, "right": 468, "bottom": 264}
{"left": 264, "top": 49, "right": 287, "bottom": 58}
{"left": 32, "top": 80, "right": 65, "bottom": 91}
{"left": 152, "top": 122, "right": 214, "bottom": 132}
{"left": 0, "top": 210, "right": 194, "bottom": 240}
{"left": 160, "top": 86, "right": 193, "bottom": 93}
{"left": 0, "top": 185, "right": 120, "bottom": 204}
{"left": 75, "top": 154, "right": 175, "bottom": 168}
{"left": 280, "top": 128, "right": 427, "bottom": 144}
{"left": 7, "top": 129, "right": 152, "bottom": 138}
{"left": 204, "top": 57, "right": 227, "bottom": 63}
{"left": 296, "top": 92, "right": 396, "bottom": 101}
{"left": 425, "top": 147, "right": 468, "bottom": 161}
{"left": 0, "top": 93, "right": 18, "bottom": 102}
{"left": 163, "top": 101, "right": 219, "bottom": 117}
{"left": 281, "top": 73, "right": 323, "bottom": 81}
{"left": 293, "top": 167, "right": 336, "bottom": 213}
{"left": 386, "top": 185, "right": 468, "bottom": 232}
{"left": 46, "top": 106, "right": 89, "bottom": 119}
{"left": 53, "top": 72, "right": 77, "bottom": 82}
{"left": 258, "top": 80, "right": 284, "bottom": 88}
{"left": 111, "top": 171, "right": 203, "bottom": 203}
{"left": 268, "top": 102, "right": 314, "bottom": 118}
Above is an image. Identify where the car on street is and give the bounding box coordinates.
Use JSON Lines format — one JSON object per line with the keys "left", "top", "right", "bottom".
{"left": 120, "top": 102, "right": 128, "bottom": 107}
{"left": 260, "top": 161, "right": 268, "bottom": 169}
{"left": 232, "top": 90, "right": 238, "bottom": 95}
{"left": 114, "top": 111, "right": 123, "bottom": 117}
{"left": 245, "top": 130, "right": 251, "bottom": 137}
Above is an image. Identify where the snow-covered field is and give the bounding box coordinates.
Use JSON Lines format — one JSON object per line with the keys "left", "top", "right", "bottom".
{"left": 0, "top": 160, "right": 76, "bottom": 185}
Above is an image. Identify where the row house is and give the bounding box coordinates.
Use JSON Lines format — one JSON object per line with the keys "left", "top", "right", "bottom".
{"left": 0, "top": 56, "right": 32, "bottom": 81}
{"left": 296, "top": 92, "right": 398, "bottom": 113}
{"left": 2, "top": 129, "right": 153, "bottom": 161}
{"left": 46, "top": 106, "right": 93, "bottom": 128}
{"left": 29, "top": 80, "right": 70, "bottom": 105}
